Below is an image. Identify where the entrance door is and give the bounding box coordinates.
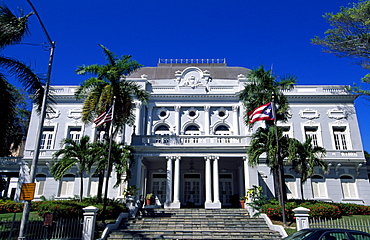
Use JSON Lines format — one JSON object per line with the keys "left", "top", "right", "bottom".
{"left": 183, "top": 173, "right": 201, "bottom": 207}
{"left": 219, "top": 173, "right": 233, "bottom": 206}
{"left": 152, "top": 173, "right": 167, "bottom": 204}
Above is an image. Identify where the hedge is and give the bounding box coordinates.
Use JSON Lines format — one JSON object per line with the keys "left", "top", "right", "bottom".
{"left": 260, "top": 200, "right": 370, "bottom": 221}
{"left": 0, "top": 198, "right": 127, "bottom": 220}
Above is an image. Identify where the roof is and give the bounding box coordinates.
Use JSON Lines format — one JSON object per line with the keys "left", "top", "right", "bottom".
{"left": 129, "top": 63, "right": 250, "bottom": 80}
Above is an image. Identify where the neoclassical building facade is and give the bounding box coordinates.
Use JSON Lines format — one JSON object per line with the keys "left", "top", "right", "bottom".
{"left": 2, "top": 59, "right": 370, "bottom": 208}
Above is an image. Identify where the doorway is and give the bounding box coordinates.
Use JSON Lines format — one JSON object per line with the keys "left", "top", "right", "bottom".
{"left": 219, "top": 173, "right": 233, "bottom": 206}
{"left": 183, "top": 173, "right": 202, "bottom": 207}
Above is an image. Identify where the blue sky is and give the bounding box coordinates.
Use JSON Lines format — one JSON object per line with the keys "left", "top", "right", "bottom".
{"left": 3, "top": 0, "right": 370, "bottom": 151}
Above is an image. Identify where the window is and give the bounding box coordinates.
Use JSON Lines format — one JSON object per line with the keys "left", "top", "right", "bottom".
{"left": 311, "top": 175, "right": 327, "bottom": 198}
{"left": 305, "top": 126, "right": 319, "bottom": 147}
{"left": 89, "top": 173, "right": 99, "bottom": 197}
{"left": 155, "top": 125, "right": 170, "bottom": 135}
{"left": 341, "top": 175, "right": 357, "bottom": 199}
{"left": 282, "top": 126, "right": 291, "bottom": 138}
{"left": 60, "top": 174, "right": 75, "bottom": 197}
{"left": 40, "top": 127, "right": 55, "bottom": 150}
{"left": 185, "top": 125, "right": 200, "bottom": 135}
{"left": 333, "top": 126, "right": 348, "bottom": 150}
{"left": 35, "top": 174, "right": 46, "bottom": 196}
{"left": 214, "top": 125, "right": 230, "bottom": 135}
{"left": 285, "top": 175, "right": 297, "bottom": 199}
{"left": 68, "top": 127, "right": 82, "bottom": 143}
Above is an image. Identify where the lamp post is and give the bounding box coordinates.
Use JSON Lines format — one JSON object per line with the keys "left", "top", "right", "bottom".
{"left": 18, "top": 1, "right": 55, "bottom": 239}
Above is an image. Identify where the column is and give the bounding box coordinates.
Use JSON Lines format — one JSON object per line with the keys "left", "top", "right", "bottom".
{"left": 132, "top": 155, "right": 143, "bottom": 191}
{"left": 212, "top": 156, "right": 221, "bottom": 208}
{"left": 171, "top": 156, "right": 181, "bottom": 208}
{"left": 232, "top": 105, "right": 240, "bottom": 135}
{"left": 204, "top": 156, "right": 213, "bottom": 208}
{"left": 204, "top": 105, "right": 210, "bottom": 135}
{"left": 243, "top": 156, "right": 259, "bottom": 202}
{"left": 243, "top": 156, "right": 249, "bottom": 199}
{"left": 174, "top": 105, "right": 181, "bottom": 135}
{"left": 164, "top": 156, "right": 173, "bottom": 208}
{"left": 134, "top": 102, "right": 142, "bottom": 135}
{"left": 146, "top": 104, "right": 154, "bottom": 135}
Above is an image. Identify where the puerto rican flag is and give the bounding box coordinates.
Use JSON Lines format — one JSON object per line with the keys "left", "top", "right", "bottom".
{"left": 247, "top": 102, "right": 274, "bottom": 123}
{"left": 93, "top": 106, "right": 113, "bottom": 127}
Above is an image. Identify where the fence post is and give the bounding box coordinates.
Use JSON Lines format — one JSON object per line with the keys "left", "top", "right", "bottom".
{"left": 83, "top": 206, "right": 99, "bottom": 240}
{"left": 293, "top": 207, "right": 310, "bottom": 231}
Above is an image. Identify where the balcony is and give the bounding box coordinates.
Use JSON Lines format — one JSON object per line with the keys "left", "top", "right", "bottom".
{"left": 132, "top": 135, "right": 248, "bottom": 147}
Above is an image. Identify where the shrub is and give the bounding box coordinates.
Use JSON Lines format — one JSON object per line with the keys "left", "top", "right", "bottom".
{"left": 355, "top": 205, "right": 370, "bottom": 215}
{"left": 0, "top": 202, "right": 23, "bottom": 213}
{"left": 308, "top": 203, "right": 341, "bottom": 219}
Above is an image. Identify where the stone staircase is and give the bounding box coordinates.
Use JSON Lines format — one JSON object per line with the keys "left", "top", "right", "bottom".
{"left": 108, "top": 208, "right": 282, "bottom": 239}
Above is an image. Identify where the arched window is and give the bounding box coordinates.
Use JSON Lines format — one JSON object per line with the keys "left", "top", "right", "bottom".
{"left": 311, "top": 175, "right": 327, "bottom": 198}
{"left": 155, "top": 125, "right": 170, "bottom": 135}
{"left": 340, "top": 175, "right": 357, "bottom": 199}
{"left": 60, "top": 174, "right": 75, "bottom": 197}
{"left": 285, "top": 175, "right": 297, "bottom": 199}
{"left": 35, "top": 174, "right": 46, "bottom": 196}
{"left": 214, "top": 125, "right": 230, "bottom": 135}
{"left": 185, "top": 125, "right": 200, "bottom": 135}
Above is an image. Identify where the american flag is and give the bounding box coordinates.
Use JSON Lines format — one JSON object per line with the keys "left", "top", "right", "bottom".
{"left": 94, "top": 106, "right": 113, "bottom": 127}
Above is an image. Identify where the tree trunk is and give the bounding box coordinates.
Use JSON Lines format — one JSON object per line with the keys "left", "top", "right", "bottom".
{"left": 80, "top": 172, "right": 83, "bottom": 202}
{"left": 300, "top": 176, "right": 304, "bottom": 201}
{"left": 96, "top": 169, "right": 105, "bottom": 203}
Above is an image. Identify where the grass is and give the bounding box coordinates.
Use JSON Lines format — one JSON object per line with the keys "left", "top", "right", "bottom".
{"left": 0, "top": 212, "right": 41, "bottom": 220}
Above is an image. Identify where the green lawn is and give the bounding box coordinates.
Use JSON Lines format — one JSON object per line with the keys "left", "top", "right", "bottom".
{"left": 0, "top": 212, "right": 41, "bottom": 221}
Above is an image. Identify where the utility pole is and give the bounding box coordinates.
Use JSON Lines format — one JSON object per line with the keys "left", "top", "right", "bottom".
{"left": 18, "top": 1, "right": 55, "bottom": 239}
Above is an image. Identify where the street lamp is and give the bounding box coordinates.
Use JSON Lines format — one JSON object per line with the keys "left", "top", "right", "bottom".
{"left": 18, "top": 1, "right": 55, "bottom": 239}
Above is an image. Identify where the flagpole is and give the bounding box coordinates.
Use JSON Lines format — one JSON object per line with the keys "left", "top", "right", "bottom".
{"left": 102, "top": 97, "right": 116, "bottom": 223}
{"left": 271, "top": 95, "right": 287, "bottom": 227}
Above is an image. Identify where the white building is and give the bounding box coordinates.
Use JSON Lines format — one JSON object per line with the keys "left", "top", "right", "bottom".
{"left": 2, "top": 59, "right": 370, "bottom": 208}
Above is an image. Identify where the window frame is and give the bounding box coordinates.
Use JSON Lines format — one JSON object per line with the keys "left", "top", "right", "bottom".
{"left": 311, "top": 175, "right": 328, "bottom": 199}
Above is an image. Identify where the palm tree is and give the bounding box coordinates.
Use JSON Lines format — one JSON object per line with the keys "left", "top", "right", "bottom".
{"left": 240, "top": 65, "right": 296, "bottom": 202}
{"left": 0, "top": 5, "right": 45, "bottom": 112}
{"left": 288, "top": 137, "right": 327, "bottom": 200}
{"left": 0, "top": 5, "right": 48, "bottom": 156}
{"left": 238, "top": 65, "right": 296, "bottom": 126}
{"left": 74, "top": 44, "right": 148, "bottom": 135}
{"left": 248, "top": 126, "right": 290, "bottom": 198}
{"left": 51, "top": 136, "right": 95, "bottom": 201}
{"left": 0, "top": 81, "right": 30, "bottom": 156}
{"left": 91, "top": 140, "right": 135, "bottom": 202}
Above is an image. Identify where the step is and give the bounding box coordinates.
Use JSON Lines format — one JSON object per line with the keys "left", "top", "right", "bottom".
{"left": 108, "top": 209, "right": 282, "bottom": 240}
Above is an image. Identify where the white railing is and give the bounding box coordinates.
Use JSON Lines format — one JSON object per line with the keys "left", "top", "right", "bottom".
{"left": 0, "top": 157, "right": 22, "bottom": 166}
{"left": 310, "top": 218, "right": 370, "bottom": 234}
{"left": 135, "top": 135, "right": 247, "bottom": 146}
{"left": 158, "top": 58, "right": 226, "bottom": 64}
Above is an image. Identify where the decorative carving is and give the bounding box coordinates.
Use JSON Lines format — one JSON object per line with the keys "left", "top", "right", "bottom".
{"left": 135, "top": 102, "right": 142, "bottom": 109}
{"left": 67, "top": 108, "right": 82, "bottom": 120}
{"left": 299, "top": 109, "right": 320, "bottom": 120}
{"left": 327, "top": 109, "right": 346, "bottom": 120}
{"left": 157, "top": 107, "right": 169, "bottom": 120}
{"left": 175, "top": 67, "right": 212, "bottom": 89}
{"left": 174, "top": 105, "right": 181, "bottom": 112}
{"left": 46, "top": 109, "right": 61, "bottom": 120}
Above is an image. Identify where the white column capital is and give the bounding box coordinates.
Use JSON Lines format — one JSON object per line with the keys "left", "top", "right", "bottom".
{"left": 232, "top": 105, "right": 240, "bottom": 112}
{"left": 174, "top": 105, "right": 181, "bottom": 112}
{"left": 135, "top": 101, "right": 142, "bottom": 109}
{"left": 204, "top": 105, "right": 210, "bottom": 112}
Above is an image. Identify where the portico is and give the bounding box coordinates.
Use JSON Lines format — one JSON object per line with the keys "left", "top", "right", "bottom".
{"left": 130, "top": 153, "right": 258, "bottom": 209}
